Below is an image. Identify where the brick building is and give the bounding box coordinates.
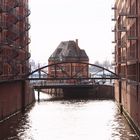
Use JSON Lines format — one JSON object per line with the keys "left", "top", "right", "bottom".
{"left": 48, "top": 40, "right": 89, "bottom": 82}
{"left": 112, "top": 0, "right": 140, "bottom": 134}
{"left": 0, "top": 0, "right": 30, "bottom": 79}
{"left": 0, "top": 0, "right": 34, "bottom": 121}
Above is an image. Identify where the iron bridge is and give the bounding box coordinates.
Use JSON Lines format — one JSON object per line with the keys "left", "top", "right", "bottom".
{"left": 27, "top": 61, "right": 119, "bottom": 89}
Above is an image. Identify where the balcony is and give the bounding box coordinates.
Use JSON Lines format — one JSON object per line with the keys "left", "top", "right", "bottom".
{"left": 117, "top": 45, "right": 121, "bottom": 48}
{"left": 24, "top": 38, "right": 31, "bottom": 46}
{"left": 127, "top": 49, "right": 137, "bottom": 62}
{"left": 0, "top": 27, "right": 2, "bottom": 32}
{"left": 111, "top": 27, "right": 116, "bottom": 32}
{"left": 119, "top": 12, "right": 127, "bottom": 16}
{"left": 111, "top": 6, "right": 116, "bottom": 10}
{"left": 119, "top": 10, "right": 138, "bottom": 19}
{"left": 16, "top": 0, "right": 28, "bottom": 8}
{"left": 119, "top": 73, "right": 126, "bottom": 79}
{"left": 127, "top": 75, "right": 137, "bottom": 83}
{"left": 118, "top": 56, "right": 126, "bottom": 64}
{"left": 118, "top": 25, "right": 127, "bottom": 32}
{"left": 127, "top": 56, "right": 138, "bottom": 63}
{"left": 111, "top": 25, "right": 117, "bottom": 32}
{"left": 25, "top": 23, "right": 31, "bottom": 31}
{"left": 26, "top": 52, "right": 31, "bottom": 60}
{"left": 111, "top": 16, "right": 117, "bottom": 21}
{"left": 111, "top": 61, "right": 117, "bottom": 66}
{"left": 12, "top": 47, "right": 19, "bottom": 59}
{"left": 126, "top": 13, "right": 138, "bottom": 18}
{"left": 19, "top": 37, "right": 31, "bottom": 48}
{"left": 112, "top": 40, "right": 117, "bottom": 43}
{"left": 25, "top": 9, "right": 31, "bottom": 17}
{"left": 127, "top": 36, "right": 138, "bottom": 40}
{"left": 0, "top": 1, "right": 20, "bottom": 13}
{"left": 16, "top": 15, "right": 25, "bottom": 21}
{"left": 6, "top": 26, "right": 20, "bottom": 42}
{"left": 15, "top": 10, "right": 30, "bottom": 21}
{"left": 117, "top": 41, "right": 127, "bottom": 48}
{"left": 0, "top": 21, "right": 13, "bottom": 30}
{"left": 119, "top": 10, "right": 127, "bottom": 16}
{"left": 0, "top": 39, "right": 9, "bottom": 45}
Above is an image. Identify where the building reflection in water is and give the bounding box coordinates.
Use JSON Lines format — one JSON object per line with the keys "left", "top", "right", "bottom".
{"left": 0, "top": 93, "right": 138, "bottom": 140}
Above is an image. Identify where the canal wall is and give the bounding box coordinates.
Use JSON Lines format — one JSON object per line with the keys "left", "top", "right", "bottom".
{"left": 88, "top": 85, "right": 114, "bottom": 99}
{"left": 41, "top": 85, "right": 114, "bottom": 99}
{"left": 114, "top": 81, "right": 140, "bottom": 137}
{"left": 0, "top": 81, "right": 35, "bottom": 122}
{"left": 63, "top": 87, "right": 91, "bottom": 98}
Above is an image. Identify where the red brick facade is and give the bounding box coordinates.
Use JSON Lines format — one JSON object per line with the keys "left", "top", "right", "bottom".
{"left": 0, "top": 0, "right": 30, "bottom": 79}
{"left": 112, "top": 0, "right": 140, "bottom": 134}
{"left": 0, "top": 0, "right": 35, "bottom": 121}
{"left": 48, "top": 40, "right": 89, "bottom": 83}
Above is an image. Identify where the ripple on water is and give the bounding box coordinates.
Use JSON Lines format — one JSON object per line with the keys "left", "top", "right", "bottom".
{"left": 0, "top": 98, "right": 139, "bottom": 140}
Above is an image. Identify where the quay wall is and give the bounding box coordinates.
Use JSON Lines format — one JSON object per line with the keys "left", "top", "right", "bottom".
{"left": 40, "top": 85, "right": 114, "bottom": 99}
{"left": 88, "top": 85, "right": 114, "bottom": 99}
{"left": 114, "top": 81, "right": 140, "bottom": 137}
{"left": 74, "top": 85, "right": 114, "bottom": 99}
{"left": 0, "top": 81, "right": 35, "bottom": 122}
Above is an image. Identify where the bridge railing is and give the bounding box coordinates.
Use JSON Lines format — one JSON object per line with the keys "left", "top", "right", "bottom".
{"left": 28, "top": 61, "right": 119, "bottom": 88}
{"left": 30, "top": 77, "right": 115, "bottom": 88}
{"left": 32, "top": 81, "right": 70, "bottom": 86}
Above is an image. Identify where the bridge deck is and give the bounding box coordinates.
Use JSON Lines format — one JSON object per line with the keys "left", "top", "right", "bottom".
{"left": 33, "top": 84, "right": 98, "bottom": 89}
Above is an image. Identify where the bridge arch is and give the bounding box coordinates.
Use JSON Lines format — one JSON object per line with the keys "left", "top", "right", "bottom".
{"left": 28, "top": 61, "right": 119, "bottom": 81}
{"left": 29, "top": 61, "right": 122, "bottom": 103}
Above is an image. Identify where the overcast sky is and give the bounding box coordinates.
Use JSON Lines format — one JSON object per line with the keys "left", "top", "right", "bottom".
{"left": 29, "top": 0, "right": 114, "bottom": 64}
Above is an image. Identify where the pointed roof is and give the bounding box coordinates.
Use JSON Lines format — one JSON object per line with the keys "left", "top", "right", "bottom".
{"left": 49, "top": 40, "right": 89, "bottom": 62}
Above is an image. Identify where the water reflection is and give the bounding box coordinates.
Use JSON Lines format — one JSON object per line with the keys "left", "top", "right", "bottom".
{"left": 0, "top": 93, "right": 138, "bottom": 140}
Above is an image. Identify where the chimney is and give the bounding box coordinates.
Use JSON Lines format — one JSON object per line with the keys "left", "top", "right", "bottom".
{"left": 76, "top": 39, "right": 78, "bottom": 46}
{"left": 75, "top": 39, "right": 80, "bottom": 58}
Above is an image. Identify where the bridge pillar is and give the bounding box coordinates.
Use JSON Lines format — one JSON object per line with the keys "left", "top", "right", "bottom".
{"left": 21, "top": 80, "right": 25, "bottom": 112}
{"left": 119, "top": 80, "right": 122, "bottom": 114}
{"left": 37, "top": 89, "right": 40, "bottom": 102}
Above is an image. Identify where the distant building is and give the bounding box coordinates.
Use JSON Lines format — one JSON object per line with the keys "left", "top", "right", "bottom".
{"left": 48, "top": 39, "right": 89, "bottom": 81}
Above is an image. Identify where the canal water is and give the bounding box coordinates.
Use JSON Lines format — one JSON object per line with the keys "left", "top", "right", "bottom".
{"left": 0, "top": 92, "right": 139, "bottom": 140}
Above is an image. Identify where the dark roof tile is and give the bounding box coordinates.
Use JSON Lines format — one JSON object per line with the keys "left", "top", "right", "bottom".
{"left": 49, "top": 40, "right": 89, "bottom": 61}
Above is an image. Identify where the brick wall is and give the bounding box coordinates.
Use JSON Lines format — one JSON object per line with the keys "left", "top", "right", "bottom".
{"left": 0, "top": 81, "right": 35, "bottom": 121}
